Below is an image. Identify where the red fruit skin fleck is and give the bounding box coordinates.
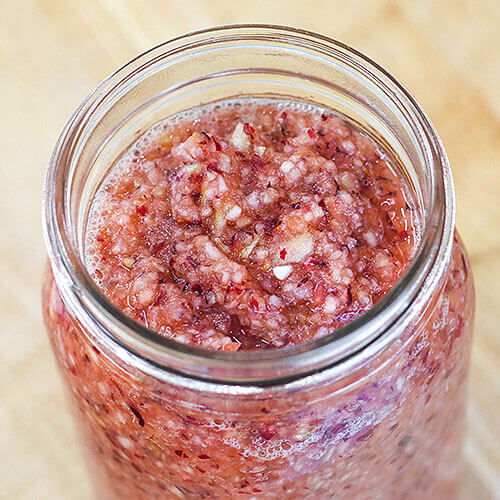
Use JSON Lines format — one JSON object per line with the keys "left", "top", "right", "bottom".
{"left": 354, "top": 427, "right": 375, "bottom": 443}
{"left": 242, "top": 155, "right": 265, "bottom": 170}
{"left": 212, "top": 137, "right": 222, "bottom": 151}
{"left": 260, "top": 427, "right": 276, "bottom": 440}
{"left": 280, "top": 248, "right": 287, "bottom": 260}
{"left": 129, "top": 405, "right": 145, "bottom": 427}
{"left": 280, "top": 112, "right": 287, "bottom": 120}
{"left": 243, "top": 123, "right": 255, "bottom": 136}
{"left": 346, "top": 286, "right": 353, "bottom": 307}
{"left": 206, "top": 162, "right": 223, "bottom": 174}
{"left": 136, "top": 205, "right": 147, "bottom": 216}
{"left": 250, "top": 297, "right": 260, "bottom": 310}
{"left": 307, "top": 128, "right": 316, "bottom": 139}
{"left": 304, "top": 258, "right": 327, "bottom": 271}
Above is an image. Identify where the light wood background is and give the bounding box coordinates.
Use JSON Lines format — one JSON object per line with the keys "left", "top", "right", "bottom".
{"left": 0, "top": 1, "right": 498, "bottom": 499}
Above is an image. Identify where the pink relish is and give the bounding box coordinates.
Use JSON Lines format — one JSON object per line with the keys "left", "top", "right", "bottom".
{"left": 86, "top": 100, "right": 417, "bottom": 350}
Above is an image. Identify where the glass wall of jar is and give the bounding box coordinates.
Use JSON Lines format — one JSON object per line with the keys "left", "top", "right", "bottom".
{"left": 42, "top": 25, "right": 474, "bottom": 500}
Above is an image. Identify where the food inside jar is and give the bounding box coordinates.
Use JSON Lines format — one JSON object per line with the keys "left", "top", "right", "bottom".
{"left": 86, "top": 99, "right": 418, "bottom": 350}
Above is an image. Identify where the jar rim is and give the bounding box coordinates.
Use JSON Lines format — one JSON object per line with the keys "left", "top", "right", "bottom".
{"left": 43, "top": 24, "right": 455, "bottom": 391}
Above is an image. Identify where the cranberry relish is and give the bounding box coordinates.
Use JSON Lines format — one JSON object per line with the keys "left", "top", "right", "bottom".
{"left": 87, "top": 100, "right": 417, "bottom": 350}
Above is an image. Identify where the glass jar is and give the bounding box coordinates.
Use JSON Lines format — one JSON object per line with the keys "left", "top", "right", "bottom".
{"left": 42, "top": 25, "right": 474, "bottom": 499}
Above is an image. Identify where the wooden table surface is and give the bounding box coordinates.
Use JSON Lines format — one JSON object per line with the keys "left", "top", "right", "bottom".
{"left": 1, "top": 1, "right": 499, "bottom": 498}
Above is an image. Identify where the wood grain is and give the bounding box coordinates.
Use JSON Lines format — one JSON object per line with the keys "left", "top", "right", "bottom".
{"left": 0, "top": 1, "right": 498, "bottom": 498}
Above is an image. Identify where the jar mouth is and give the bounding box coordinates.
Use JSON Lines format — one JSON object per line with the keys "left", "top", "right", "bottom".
{"left": 43, "top": 24, "right": 455, "bottom": 388}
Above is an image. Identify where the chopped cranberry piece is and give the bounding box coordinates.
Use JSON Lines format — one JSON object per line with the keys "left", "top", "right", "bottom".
{"left": 136, "top": 205, "right": 147, "bottom": 216}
